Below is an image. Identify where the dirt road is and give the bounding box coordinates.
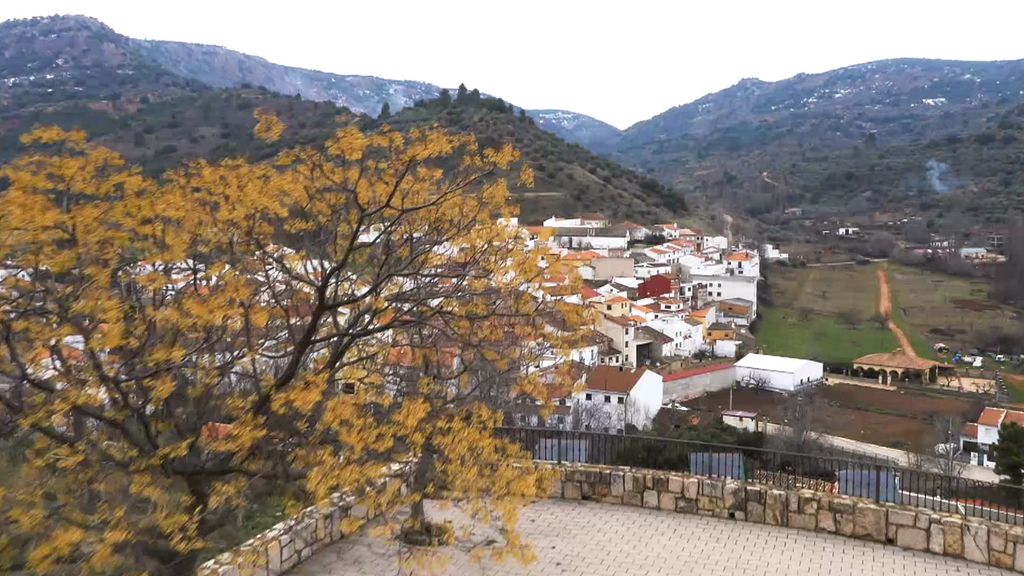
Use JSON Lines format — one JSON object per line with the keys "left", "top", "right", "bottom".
{"left": 877, "top": 264, "right": 921, "bottom": 360}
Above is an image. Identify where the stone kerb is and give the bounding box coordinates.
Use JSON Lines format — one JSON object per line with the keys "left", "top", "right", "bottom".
{"left": 549, "top": 463, "right": 1024, "bottom": 573}
{"left": 196, "top": 464, "right": 409, "bottom": 576}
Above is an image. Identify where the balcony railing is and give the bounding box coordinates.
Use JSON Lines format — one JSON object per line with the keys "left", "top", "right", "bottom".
{"left": 496, "top": 426, "right": 1024, "bottom": 525}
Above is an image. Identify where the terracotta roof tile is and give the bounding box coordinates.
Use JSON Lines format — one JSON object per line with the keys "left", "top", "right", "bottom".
{"left": 586, "top": 365, "right": 652, "bottom": 393}
{"left": 726, "top": 251, "right": 754, "bottom": 262}
{"left": 1004, "top": 410, "right": 1024, "bottom": 427}
{"left": 978, "top": 407, "right": 1006, "bottom": 427}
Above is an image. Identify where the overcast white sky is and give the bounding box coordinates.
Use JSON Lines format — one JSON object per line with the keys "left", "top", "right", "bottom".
{"left": 4, "top": 1, "right": 1024, "bottom": 128}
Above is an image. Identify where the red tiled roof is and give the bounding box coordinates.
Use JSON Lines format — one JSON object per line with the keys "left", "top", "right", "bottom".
{"left": 605, "top": 296, "right": 629, "bottom": 304}
{"left": 603, "top": 314, "right": 634, "bottom": 326}
{"left": 586, "top": 365, "right": 652, "bottom": 393}
{"left": 563, "top": 250, "right": 603, "bottom": 261}
{"left": 726, "top": 251, "right": 754, "bottom": 262}
{"left": 1004, "top": 410, "right": 1024, "bottom": 427}
{"left": 581, "top": 287, "right": 601, "bottom": 300}
{"left": 961, "top": 423, "right": 978, "bottom": 441}
{"left": 978, "top": 407, "right": 1006, "bottom": 427}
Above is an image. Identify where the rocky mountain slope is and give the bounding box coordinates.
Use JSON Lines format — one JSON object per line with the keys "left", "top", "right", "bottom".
{"left": 606, "top": 58, "right": 1024, "bottom": 223}
{"left": 528, "top": 109, "right": 621, "bottom": 152}
{"left": 0, "top": 15, "right": 683, "bottom": 223}
{"left": 129, "top": 39, "right": 441, "bottom": 117}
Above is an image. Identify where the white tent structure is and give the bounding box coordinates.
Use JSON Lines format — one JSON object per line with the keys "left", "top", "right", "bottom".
{"left": 734, "top": 353, "right": 823, "bottom": 393}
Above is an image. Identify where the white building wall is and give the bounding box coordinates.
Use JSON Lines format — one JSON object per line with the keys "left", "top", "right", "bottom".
{"left": 692, "top": 275, "right": 759, "bottom": 316}
{"left": 635, "top": 263, "right": 673, "bottom": 279}
{"left": 647, "top": 318, "right": 705, "bottom": 358}
{"left": 556, "top": 235, "right": 628, "bottom": 250}
{"left": 978, "top": 424, "right": 1000, "bottom": 447}
{"left": 628, "top": 371, "right": 664, "bottom": 429}
{"left": 713, "top": 340, "right": 739, "bottom": 358}
{"left": 703, "top": 236, "right": 729, "bottom": 251}
{"left": 735, "top": 361, "right": 823, "bottom": 393}
{"left": 663, "top": 366, "right": 735, "bottom": 401}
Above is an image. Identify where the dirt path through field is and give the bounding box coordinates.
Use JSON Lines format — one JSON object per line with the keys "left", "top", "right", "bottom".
{"left": 877, "top": 264, "right": 921, "bottom": 360}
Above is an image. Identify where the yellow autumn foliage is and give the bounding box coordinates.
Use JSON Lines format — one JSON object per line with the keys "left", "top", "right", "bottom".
{"left": 0, "top": 120, "right": 585, "bottom": 574}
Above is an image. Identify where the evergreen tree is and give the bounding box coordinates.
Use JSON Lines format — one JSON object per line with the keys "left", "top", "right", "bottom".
{"left": 518, "top": 108, "right": 528, "bottom": 122}
{"left": 456, "top": 83, "right": 468, "bottom": 103}
{"left": 378, "top": 101, "right": 391, "bottom": 120}
{"left": 993, "top": 422, "right": 1024, "bottom": 484}
{"left": 438, "top": 89, "right": 452, "bottom": 107}
{"left": 470, "top": 88, "right": 481, "bottom": 102}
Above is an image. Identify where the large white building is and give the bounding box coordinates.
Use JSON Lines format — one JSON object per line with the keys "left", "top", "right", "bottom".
{"left": 734, "top": 353, "right": 823, "bottom": 393}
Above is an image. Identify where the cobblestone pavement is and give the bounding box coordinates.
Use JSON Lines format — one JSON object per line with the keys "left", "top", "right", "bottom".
{"left": 293, "top": 499, "right": 1014, "bottom": 575}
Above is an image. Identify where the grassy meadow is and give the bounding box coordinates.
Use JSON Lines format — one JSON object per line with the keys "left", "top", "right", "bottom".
{"left": 756, "top": 263, "right": 897, "bottom": 363}
{"left": 757, "top": 262, "right": 1023, "bottom": 365}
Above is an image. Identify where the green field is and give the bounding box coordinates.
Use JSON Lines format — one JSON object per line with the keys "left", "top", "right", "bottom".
{"left": 887, "top": 263, "right": 1022, "bottom": 356}
{"left": 757, "top": 262, "right": 1023, "bottom": 365}
{"left": 756, "top": 263, "right": 897, "bottom": 363}
{"left": 756, "top": 307, "right": 898, "bottom": 363}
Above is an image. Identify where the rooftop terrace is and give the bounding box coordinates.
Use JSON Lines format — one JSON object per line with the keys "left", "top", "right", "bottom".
{"left": 292, "top": 499, "right": 1012, "bottom": 575}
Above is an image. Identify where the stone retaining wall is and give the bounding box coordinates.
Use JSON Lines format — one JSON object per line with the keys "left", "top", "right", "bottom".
{"left": 196, "top": 464, "right": 408, "bottom": 576}
{"left": 549, "top": 464, "right": 1024, "bottom": 573}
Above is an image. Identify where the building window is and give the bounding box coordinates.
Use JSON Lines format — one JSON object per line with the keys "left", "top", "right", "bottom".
{"left": 606, "top": 304, "right": 612, "bottom": 311}
{"left": 616, "top": 428, "right": 623, "bottom": 434}
{"left": 617, "top": 397, "right": 625, "bottom": 405}
{"left": 604, "top": 395, "right": 611, "bottom": 403}
{"left": 556, "top": 416, "right": 565, "bottom": 426}
{"left": 585, "top": 393, "right": 592, "bottom": 401}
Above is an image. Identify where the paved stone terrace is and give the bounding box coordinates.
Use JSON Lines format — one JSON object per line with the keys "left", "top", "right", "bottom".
{"left": 293, "top": 499, "right": 1013, "bottom": 575}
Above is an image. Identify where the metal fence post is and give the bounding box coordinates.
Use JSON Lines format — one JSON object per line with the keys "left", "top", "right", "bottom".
{"left": 874, "top": 464, "right": 881, "bottom": 503}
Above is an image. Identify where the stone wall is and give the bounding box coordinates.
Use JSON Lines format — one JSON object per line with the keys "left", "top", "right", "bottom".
{"left": 549, "top": 464, "right": 1024, "bottom": 573}
{"left": 196, "top": 464, "right": 408, "bottom": 576}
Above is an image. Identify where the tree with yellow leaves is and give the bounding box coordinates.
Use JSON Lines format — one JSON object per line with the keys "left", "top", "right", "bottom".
{"left": 0, "top": 113, "right": 586, "bottom": 574}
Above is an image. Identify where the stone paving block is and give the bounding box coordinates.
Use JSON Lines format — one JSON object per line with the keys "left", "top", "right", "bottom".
{"left": 288, "top": 499, "right": 1018, "bottom": 576}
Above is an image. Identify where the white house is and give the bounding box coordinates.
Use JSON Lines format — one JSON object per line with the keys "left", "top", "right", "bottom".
{"left": 691, "top": 274, "right": 759, "bottom": 316}
{"left": 960, "top": 407, "right": 1024, "bottom": 468}
{"left": 722, "top": 410, "right": 761, "bottom": 433}
{"left": 703, "top": 236, "right": 730, "bottom": 251}
{"left": 733, "top": 353, "right": 823, "bottom": 393}
{"left": 575, "top": 366, "right": 664, "bottom": 432}
{"left": 724, "top": 250, "right": 760, "bottom": 277}
{"left": 552, "top": 228, "right": 629, "bottom": 250}
{"left": 686, "top": 260, "right": 728, "bottom": 276}
{"left": 761, "top": 244, "right": 789, "bottom": 262}
{"left": 635, "top": 262, "right": 673, "bottom": 279}
{"left": 647, "top": 316, "right": 705, "bottom": 358}
{"left": 837, "top": 227, "right": 860, "bottom": 237}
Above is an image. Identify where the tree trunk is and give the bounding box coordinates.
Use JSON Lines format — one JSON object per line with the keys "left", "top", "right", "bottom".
{"left": 408, "top": 447, "right": 435, "bottom": 529}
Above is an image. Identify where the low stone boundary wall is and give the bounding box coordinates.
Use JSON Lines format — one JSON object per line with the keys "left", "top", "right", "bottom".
{"left": 549, "top": 464, "right": 1024, "bottom": 572}
{"left": 196, "top": 464, "right": 408, "bottom": 576}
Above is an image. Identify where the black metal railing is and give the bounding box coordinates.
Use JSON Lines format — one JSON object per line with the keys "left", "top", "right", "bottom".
{"left": 496, "top": 426, "right": 1024, "bottom": 525}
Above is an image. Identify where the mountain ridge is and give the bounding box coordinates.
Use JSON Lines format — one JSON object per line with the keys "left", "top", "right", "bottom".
{"left": 0, "top": 14, "right": 684, "bottom": 224}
